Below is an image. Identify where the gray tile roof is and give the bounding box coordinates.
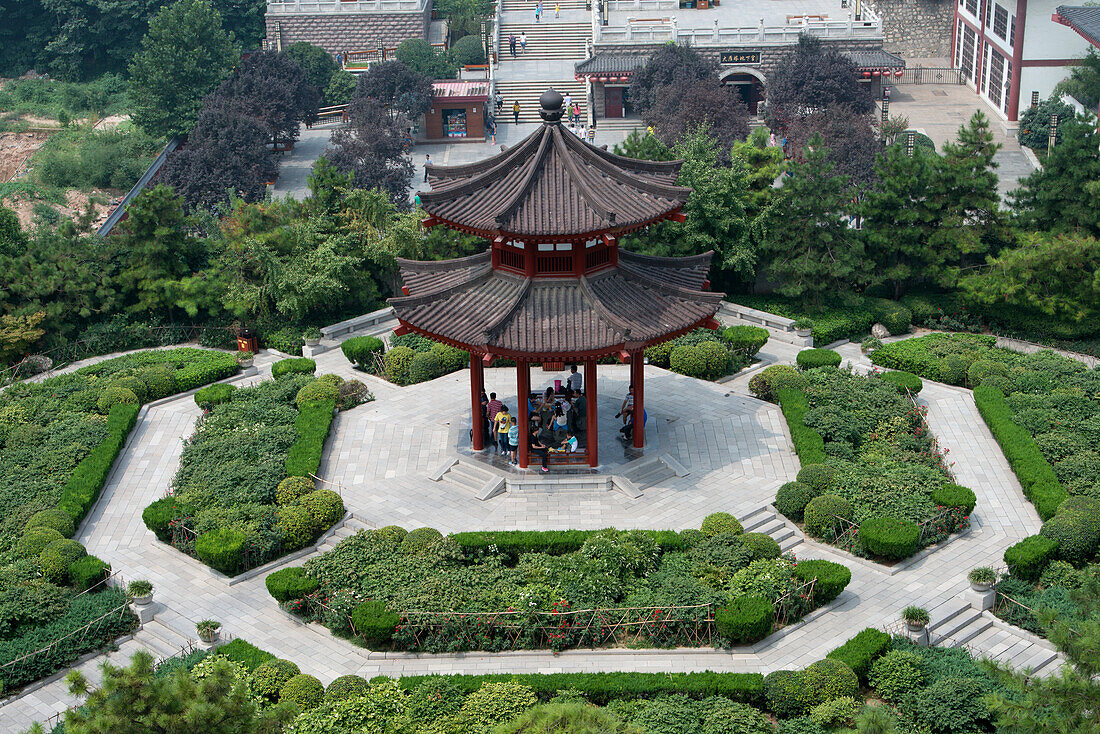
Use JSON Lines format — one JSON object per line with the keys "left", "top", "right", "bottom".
{"left": 842, "top": 49, "right": 906, "bottom": 69}
{"left": 574, "top": 52, "right": 651, "bottom": 75}
{"left": 1055, "top": 5, "right": 1100, "bottom": 47}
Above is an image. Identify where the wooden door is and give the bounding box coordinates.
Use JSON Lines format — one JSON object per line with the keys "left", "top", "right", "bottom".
{"left": 605, "top": 86, "right": 623, "bottom": 118}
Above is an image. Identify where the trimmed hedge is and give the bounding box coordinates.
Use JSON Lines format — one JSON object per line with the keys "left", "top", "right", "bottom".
{"left": 826, "top": 628, "right": 891, "bottom": 684}
{"left": 272, "top": 358, "right": 317, "bottom": 377}
{"left": 796, "top": 464, "right": 834, "bottom": 493}
{"left": 722, "top": 325, "right": 769, "bottom": 357}
{"left": 341, "top": 335, "right": 385, "bottom": 371}
{"left": 701, "top": 512, "right": 743, "bottom": 537}
{"left": 194, "top": 383, "right": 236, "bottom": 410}
{"left": 275, "top": 476, "right": 315, "bottom": 505}
{"left": 879, "top": 371, "right": 923, "bottom": 395}
{"left": 796, "top": 349, "right": 842, "bottom": 370}
{"left": 1003, "top": 534, "right": 1059, "bottom": 581}
{"left": 396, "top": 671, "right": 765, "bottom": 706}
{"left": 449, "top": 529, "right": 690, "bottom": 560}
{"left": 266, "top": 566, "right": 320, "bottom": 603}
{"left": 803, "top": 495, "right": 853, "bottom": 538}
{"left": 285, "top": 398, "right": 336, "bottom": 478}
{"left": 15, "top": 527, "right": 64, "bottom": 558}
{"left": 142, "top": 496, "right": 194, "bottom": 542}
{"left": 97, "top": 386, "right": 138, "bottom": 413}
{"left": 792, "top": 560, "right": 851, "bottom": 605}
{"left": 765, "top": 670, "right": 814, "bottom": 718}
{"left": 868, "top": 299, "right": 912, "bottom": 336}
{"left": 802, "top": 659, "right": 859, "bottom": 709}
{"left": 195, "top": 527, "right": 248, "bottom": 574}
{"left": 25, "top": 509, "right": 77, "bottom": 537}
{"left": 252, "top": 659, "right": 301, "bottom": 701}
{"left": 870, "top": 333, "right": 999, "bottom": 379}
{"left": 775, "top": 481, "right": 817, "bottom": 521}
{"left": 57, "top": 403, "right": 140, "bottom": 524}
{"left": 717, "top": 596, "right": 773, "bottom": 644}
{"left": 859, "top": 517, "right": 920, "bottom": 560}
{"left": 280, "top": 673, "right": 324, "bottom": 710}
{"left": 776, "top": 389, "right": 826, "bottom": 464}
{"left": 326, "top": 674, "right": 371, "bottom": 702}
{"left": 295, "top": 380, "right": 338, "bottom": 409}
{"left": 218, "top": 638, "right": 275, "bottom": 671}
{"left": 69, "top": 554, "right": 111, "bottom": 591}
{"left": 1040, "top": 500, "right": 1100, "bottom": 565}
{"left": 932, "top": 484, "right": 976, "bottom": 514}
{"left": 384, "top": 346, "right": 416, "bottom": 384}
{"left": 974, "top": 384, "right": 1068, "bottom": 520}
{"left": 748, "top": 365, "right": 807, "bottom": 402}
{"left": 40, "top": 539, "right": 87, "bottom": 584}
{"left": 351, "top": 600, "right": 399, "bottom": 646}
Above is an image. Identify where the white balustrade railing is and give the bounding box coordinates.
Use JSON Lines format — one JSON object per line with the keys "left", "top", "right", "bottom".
{"left": 267, "top": 0, "right": 426, "bottom": 13}
{"left": 595, "top": 8, "right": 881, "bottom": 44}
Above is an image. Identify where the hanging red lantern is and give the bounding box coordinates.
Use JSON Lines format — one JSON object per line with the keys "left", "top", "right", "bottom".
{"left": 862, "top": 71, "right": 871, "bottom": 78}
{"left": 894, "top": 69, "right": 904, "bottom": 77}
{"left": 599, "top": 76, "right": 609, "bottom": 83}
{"left": 872, "top": 70, "right": 881, "bottom": 77}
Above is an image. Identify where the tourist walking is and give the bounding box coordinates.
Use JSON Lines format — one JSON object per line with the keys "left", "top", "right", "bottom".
{"left": 571, "top": 102, "right": 581, "bottom": 126}
{"left": 520, "top": 31, "right": 527, "bottom": 53}
{"left": 555, "top": 2, "right": 559, "bottom": 17}
{"left": 535, "top": 2, "right": 541, "bottom": 21}
{"left": 563, "top": 92, "right": 572, "bottom": 112}
{"left": 495, "top": 92, "right": 504, "bottom": 112}
{"left": 423, "top": 153, "right": 431, "bottom": 182}
{"left": 495, "top": 404, "right": 512, "bottom": 455}
{"left": 509, "top": 33, "right": 516, "bottom": 57}
{"left": 513, "top": 100, "right": 521, "bottom": 124}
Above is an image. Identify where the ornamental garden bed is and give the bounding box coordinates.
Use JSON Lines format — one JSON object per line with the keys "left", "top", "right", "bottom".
{"left": 141, "top": 359, "right": 373, "bottom": 576}
{"left": 341, "top": 332, "right": 469, "bottom": 386}
{"left": 0, "top": 348, "right": 238, "bottom": 693}
{"left": 265, "top": 516, "right": 852, "bottom": 653}
{"left": 643, "top": 326, "right": 768, "bottom": 382}
{"left": 753, "top": 356, "right": 974, "bottom": 564}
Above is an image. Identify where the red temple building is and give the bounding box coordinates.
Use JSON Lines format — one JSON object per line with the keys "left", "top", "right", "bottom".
{"left": 388, "top": 89, "right": 723, "bottom": 469}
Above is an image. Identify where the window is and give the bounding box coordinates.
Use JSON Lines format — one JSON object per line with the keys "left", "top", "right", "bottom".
{"left": 993, "top": 5, "right": 1008, "bottom": 40}
{"left": 988, "top": 48, "right": 1005, "bottom": 109}
{"left": 965, "top": 0, "right": 977, "bottom": 16}
{"left": 984, "top": 0, "right": 991, "bottom": 27}
{"left": 1010, "top": 15, "right": 1016, "bottom": 46}
{"left": 961, "top": 22, "right": 977, "bottom": 80}
{"left": 955, "top": 20, "right": 964, "bottom": 68}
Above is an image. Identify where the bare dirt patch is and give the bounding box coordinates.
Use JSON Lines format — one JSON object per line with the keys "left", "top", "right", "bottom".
{"left": 0, "top": 131, "right": 50, "bottom": 182}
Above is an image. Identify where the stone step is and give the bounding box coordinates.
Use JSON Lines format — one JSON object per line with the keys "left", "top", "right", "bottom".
{"left": 739, "top": 506, "right": 773, "bottom": 533}
{"left": 1027, "top": 651, "right": 1062, "bottom": 677}
{"left": 951, "top": 616, "right": 993, "bottom": 647}
{"left": 927, "top": 599, "right": 970, "bottom": 632}
{"left": 932, "top": 607, "right": 983, "bottom": 643}
{"left": 494, "top": 80, "right": 589, "bottom": 123}
{"left": 502, "top": 0, "right": 587, "bottom": 10}
{"left": 444, "top": 470, "right": 486, "bottom": 493}
{"left": 779, "top": 534, "right": 802, "bottom": 553}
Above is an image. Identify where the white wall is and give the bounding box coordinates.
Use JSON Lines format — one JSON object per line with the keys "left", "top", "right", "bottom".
{"left": 1021, "top": 65, "right": 1076, "bottom": 103}
{"left": 1023, "top": 0, "right": 1092, "bottom": 60}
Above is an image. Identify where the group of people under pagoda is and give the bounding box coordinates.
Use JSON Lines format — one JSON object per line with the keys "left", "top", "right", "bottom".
{"left": 480, "top": 365, "right": 643, "bottom": 471}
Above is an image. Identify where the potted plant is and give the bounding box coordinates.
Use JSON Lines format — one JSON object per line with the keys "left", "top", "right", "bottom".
{"left": 303, "top": 327, "right": 322, "bottom": 347}
{"left": 127, "top": 580, "right": 153, "bottom": 605}
{"left": 903, "top": 605, "right": 930, "bottom": 632}
{"left": 235, "top": 350, "right": 254, "bottom": 368}
{"left": 793, "top": 317, "right": 814, "bottom": 339}
{"left": 968, "top": 566, "right": 997, "bottom": 592}
{"left": 196, "top": 619, "right": 221, "bottom": 643}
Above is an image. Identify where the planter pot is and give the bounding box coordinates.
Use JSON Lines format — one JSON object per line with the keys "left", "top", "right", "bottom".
{"left": 796, "top": 328, "right": 812, "bottom": 338}
{"left": 198, "top": 629, "right": 220, "bottom": 644}
{"left": 304, "top": 338, "right": 321, "bottom": 347}
{"left": 906, "top": 620, "right": 927, "bottom": 632}
{"left": 134, "top": 593, "right": 153, "bottom": 606}
{"left": 970, "top": 581, "right": 992, "bottom": 593}
{"left": 238, "top": 359, "right": 254, "bottom": 369}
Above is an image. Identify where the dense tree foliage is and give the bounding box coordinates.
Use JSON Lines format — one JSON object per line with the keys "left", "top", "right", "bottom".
{"left": 284, "top": 42, "right": 339, "bottom": 101}
{"left": 784, "top": 108, "right": 880, "bottom": 190}
{"left": 1016, "top": 97, "right": 1076, "bottom": 151}
{"left": 353, "top": 60, "right": 434, "bottom": 126}
{"left": 648, "top": 80, "right": 749, "bottom": 157}
{"left": 207, "top": 50, "right": 320, "bottom": 142}
{"left": 128, "top": 0, "right": 238, "bottom": 138}
{"left": 328, "top": 94, "right": 415, "bottom": 204}
{"left": 1012, "top": 116, "right": 1100, "bottom": 236}
{"left": 628, "top": 44, "right": 715, "bottom": 114}
{"left": 433, "top": 0, "right": 493, "bottom": 42}
{"left": 730, "top": 127, "right": 784, "bottom": 220}
{"left": 395, "top": 38, "right": 458, "bottom": 80}
{"left": 1056, "top": 49, "right": 1100, "bottom": 109}
{"left": 765, "top": 35, "right": 873, "bottom": 128}
{"left": 212, "top": 0, "right": 266, "bottom": 49}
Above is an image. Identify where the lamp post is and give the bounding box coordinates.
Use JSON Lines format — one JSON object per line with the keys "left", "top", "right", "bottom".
{"left": 880, "top": 97, "right": 889, "bottom": 143}
{"left": 1048, "top": 113, "right": 1059, "bottom": 157}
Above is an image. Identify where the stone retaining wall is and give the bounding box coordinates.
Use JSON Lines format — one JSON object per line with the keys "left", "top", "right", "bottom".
{"left": 266, "top": 6, "right": 431, "bottom": 53}
{"left": 871, "top": 0, "right": 953, "bottom": 58}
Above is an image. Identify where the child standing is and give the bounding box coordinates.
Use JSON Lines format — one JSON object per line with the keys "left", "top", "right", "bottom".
{"left": 508, "top": 416, "right": 520, "bottom": 465}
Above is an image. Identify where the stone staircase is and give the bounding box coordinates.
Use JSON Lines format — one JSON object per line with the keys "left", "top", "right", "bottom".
{"left": 502, "top": 0, "right": 587, "bottom": 11}
{"left": 499, "top": 22, "right": 590, "bottom": 60}
{"left": 315, "top": 513, "right": 375, "bottom": 553}
{"left": 434, "top": 458, "right": 507, "bottom": 500}
{"left": 616, "top": 454, "right": 685, "bottom": 493}
{"left": 739, "top": 506, "right": 804, "bottom": 554}
{"left": 133, "top": 619, "right": 195, "bottom": 661}
{"left": 496, "top": 79, "right": 589, "bottom": 123}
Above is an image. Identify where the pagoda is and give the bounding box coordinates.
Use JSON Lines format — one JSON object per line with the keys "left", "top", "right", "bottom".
{"left": 389, "top": 89, "right": 724, "bottom": 468}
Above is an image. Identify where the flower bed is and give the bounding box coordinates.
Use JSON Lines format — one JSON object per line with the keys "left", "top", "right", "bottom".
{"left": 143, "top": 371, "right": 369, "bottom": 575}
{"left": 271, "top": 519, "right": 851, "bottom": 653}
{"left": 766, "top": 368, "right": 972, "bottom": 561}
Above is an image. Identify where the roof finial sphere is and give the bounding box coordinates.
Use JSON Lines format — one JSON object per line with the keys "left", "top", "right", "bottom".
{"left": 539, "top": 88, "right": 564, "bottom": 123}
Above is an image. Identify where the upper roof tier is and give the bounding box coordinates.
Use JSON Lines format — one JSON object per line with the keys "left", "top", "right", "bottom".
{"left": 419, "top": 89, "right": 691, "bottom": 241}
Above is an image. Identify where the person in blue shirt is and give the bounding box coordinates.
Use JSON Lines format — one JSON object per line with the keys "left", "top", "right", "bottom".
{"left": 507, "top": 417, "right": 520, "bottom": 465}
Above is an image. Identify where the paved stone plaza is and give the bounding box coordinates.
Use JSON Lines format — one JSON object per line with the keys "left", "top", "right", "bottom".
{"left": 0, "top": 336, "right": 1065, "bottom": 732}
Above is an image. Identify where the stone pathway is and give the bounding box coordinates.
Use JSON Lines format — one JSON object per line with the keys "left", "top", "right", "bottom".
{"left": 0, "top": 341, "right": 1065, "bottom": 732}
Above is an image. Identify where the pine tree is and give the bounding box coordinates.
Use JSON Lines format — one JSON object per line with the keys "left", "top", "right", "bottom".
{"left": 1011, "top": 116, "right": 1100, "bottom": 236}
{"left": 110, "top": 184, "right": 194, "bottom": 315}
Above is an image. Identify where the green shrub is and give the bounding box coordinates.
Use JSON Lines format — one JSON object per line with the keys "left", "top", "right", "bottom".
{"left": 910, "top": 676, "right": 992, "bottom": 734}
{"left": 325, "top": 674, "right": 371, "bottom": 702}
{"left": 377, "top": 525, "right": 409, "bottom": 545}
{"left": 39, "top": 538, "right": 87, "bottom": 584}
{"left": 402, "top": 527, "right": 443, "bottom": 554}
{"left": 341, "top": 336, "right": 385, "bottom": 371}
{"left": 16, "top": 526, "right": 65, "bottom": 558}
{"left": 748, "top": 365, "right": 806, "bottom": 402}
{"left": 809, "top": 696, "right": 860, "bottom": 728}
{"left": 137, "top": 366, "right": 177, "bottom": 400}
{"left": 58, "top": 403, "right": 140, "bottom": 523}
{"left": 777, "top": 389, "right": 826, "bottom": 464}
{"left": 68, "top": 554, "right": 110, "bottom": 591}
{"left": 982, "top": 374, "right": 1014, "bottom": 393}
{"left": 251, "top": 658, "right": 301, "bottom": 702}
{"left": 974, "top": 384, "right": 1068, "bottom": 520}
{"left": 723, "top": 325, "right": 769, "bottom": 357}
{"left": 932, "top": 483, "right": 976, "bottom": 513}
{"left": 716, "top": 596, "right": 774, "bottom": 644}
{"left": 869, "top": 650, "right": 923, "bottom": 700}
{"left": 967, "top": 359, "right": 1009, "bottom": 388}
{"left": 96, "top": 386, "right": 138, "bottom": 413}
{"left": 351, "top": 600, "right": 399, "bottom": 646}
{"left": 280, "top": 673, "right": 324, "bottom": 710}
{"left": 276, "top": 476, "right": 315, "bottom": 505}
{"left": 194, "top": 383, "right": 236, "bottom": 410}
{"left": 802, "top": 659, "right": 858, "bottom": 709}
{"left": 701, "top": 512, "right": 743, "bottom": 537}
{"left": 791, "top": 560, "right": 851, "bottom": 605}
{"left": 803, "top": 495, "right": 853, "bottom": 537}
{"left": 142, "top": 496, "right": 193, "bottom": 542}
{"left": 645, "top": 340, "right": 674, "bottom": 368}
{"left": 297, "top": 489, "right": 344, "bottom": 530}
{"left": 859, "top": 517, "right": 920, "bottom": 560}
{"left": 697, "top": 341, "right": 734, "bottom": 379}
{"left": 670, "top": 344, "right": 707, "bottom": 379}
{"left": 795, "top": 464, "right": 833, "bottom": 493}
{"left": 272, "top": 358, "right": 316, "bottom": 377}
{"left": 1004, "top": 534, "right": 1059, "bottom": 581}
{"left": 110, "top": 375, "right": 149, "bottom": 403}
{"left": 796, "top": 349, "right": 841, "bottom": 370}
{"left": 764, "top": 670, "right": 813, "bottom": 718}
{"left": 295, "top": 379, "right": 339, "bottom": 408}
{"left": 937, "top": 355, "right": 967, "bottom": 386}
{"left": 384, "top": 346, "right": 416, "bottom": 385}
{"left": 286, "top": 398, "right": 336, "bottom": 478}
{"left": 739, "top": 533, "right": 781, "bottom": 560}
{"left": 429, "top": 342, "right": 468, "bottom": 373}
{"left": 276, "top": 506, "right": 317, "bottom": 551}
{"left": 825, "top": 627, "right": 890, "bottom": 683}
{"left": 26, "top": 509, "right": 76, "bottom": 538}
{"left": 775, "top": 481, "right": 816, "bottom": 521}
{"left": 1041, "top": 503, "right": 1100, "bottom": 565}
{"left": 266, "top": 566, "right": 319, "bottom": 603}
{"left": 218, "top": 638, "right": 275, "bottom": 671}
{"left": 194, "top": 527, "right": 248, "bottom": 574}
{"left": 869, "top": 300, "right": 912, "bottom": 336}
{"left": 408, "top": 350, "right": 443, "bottom": 384}
{"left": 879, "top": 370, "right": 923, "bottom": 395}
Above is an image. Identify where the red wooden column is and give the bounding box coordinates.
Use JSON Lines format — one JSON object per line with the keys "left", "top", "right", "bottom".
{"left": 517, "top": 359, "right": 530, "bottom": 468}
{"left": 585, "top": 359, "right": 598, "bottom": 467}
{"left": 470, "top": 351, "right": 485, "bottom": 450}
{"left": 631, "top": 350, "right": 645, "bottom": 448}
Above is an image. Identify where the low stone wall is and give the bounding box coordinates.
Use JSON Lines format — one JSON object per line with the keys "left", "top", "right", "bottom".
{"left": 266, "top": 7, "right": 431, "bottom": 54}
{"left": 870, "top": 0, "right": 953, "bottom": 58}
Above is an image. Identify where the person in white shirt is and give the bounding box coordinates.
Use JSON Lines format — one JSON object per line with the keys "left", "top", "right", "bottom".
{"left": 566, "top": 364, "right": 582, "bottom": 393}
{"left": 563, "top": 93, "right": 572, "bottom": 112}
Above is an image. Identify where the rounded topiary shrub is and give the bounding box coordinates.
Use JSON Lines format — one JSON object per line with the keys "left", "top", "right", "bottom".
{"left": 873, "top": 303, "right": 912, "bottom": 336}
{"left": 111, "top": 375, "right": 149, "bottom": 403}
{"left": 796, "top": 349, "right": 842, "bottom": 370}
{"left": 341, "top": 335, "right": 385, "bottom": 371}
{"left": 980, "top": 374, "right": 1014, "bottom": 394}
{"left": 723, "top": 325, "right": 769, "bottom": 357}
{"left": 296, "top": 379, "right": 339, "bottom": 408}
{"left": 272, "top": 358, "right": 317, "bottom": 378}
{"left": 384, "top": 346, "right": 416, "bottom": 385}
{"left": 701, "top": 512, "right": 744, "bottom": 537}
{"left": 699, "top": 340, "right": 734, "bottom": 379}
{"left": 280, "top": 673, "right": 324, "bottom": 710}
{"left": 669, "top": 344, "right": 708, "bottom": 379}
{"left": 69, "top": 555, "right": 111, "bottom": 591}
{"left": 644, "top": 340, "right": 674, "bottom": 369}
{"left": 859, "top": 517, "right": 920, "bottom": 560}
{"left": 679, "top": 527, "right": 706, "bottom": 547}
{"left": 16, "top": 526, "right": 65, "bottom": 559}
{"left": 749, "top": 365, "right": 807, "bottom": 402}
{"left": 869, "top": 650, "right": 924, "bottom": 701}
{"left": 265, "top": 566, "right": 319, "bottom": 603}
{"left": 39, "top": 538, "right": 87, "bottom": 584}
{"left": 1040, "top": 505, "right": 1100, "bottom": 565}
{"left": 26, "top": 509, "right": 76, "bottom": 538}
{"left": 194, "top": 527, "right": 248, "bottom": 574}
{"left": 407, "top": 351, "right": 443, "bottom": 384}
{"left": 880, "top": 371, "right": 923, "bottom": 395}
{"left": 376, "top": 525, "right": 408, "bottom": 545}
{"left": 276, "top": 476, "right": 315, "bottom": 506}
{"left": 296, "top": 489, "right": 345, "bottom": 530}
{"left": 194, "top": 383, "right": 237, "bottom": 410}
{"left": 792, "top": 559, "right": 851, "bottom": 605}
{"left": 803, "top": 658, "right": 859, "bottom": 708}
{"left": 429, "top": 342, "right": 468, "bottom": 373}
{"left": 276, "top": 506, "right": 318, "bottom": 551}
{"left": 251, "top": 658, "right": 301, "bottom": 702}
{"left": 803, "top": 495, "right": 853, "bottom": 538}
{"left": 764, "top": 669, "right": 813, "bottom": 718}
{"left": 137, "top": 366, "right": 177, "bottom": 401}
{"left": 716, "top": 595, "right": 774, "bottom": 644}
{"left": 967, "top": 360, "right": 1008, "bottom": 388}
{"left": 1004, "top": 534, "right": 1059, "bottom": 581}
{"left": 932, "top": 483, "right": 976, "bottom": 514}
{"left": 97, "top": 386, "right": 138, "bottom": 414}
{"left": 401, "top": 527, "right": 443, "bottom": 554}
{"left": 776, "top": 481, "right": 817, "bottom": 521}
{"left": 351, "top": 600, "right": 400, "bottom": 646}
{"left": 938, "top": 356, "right": 967, "bottom": 386}
{"left": 796, "top": 464, "right": 834, "bottom": 493}
{"left": 142, "top": 496, "right": 193, "bottom": 542}
{"left": 325, "top": 674, "right": 370, "bottom": 702}
{"left": 740, "top": 532, "right": 781, "bottom": 560}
